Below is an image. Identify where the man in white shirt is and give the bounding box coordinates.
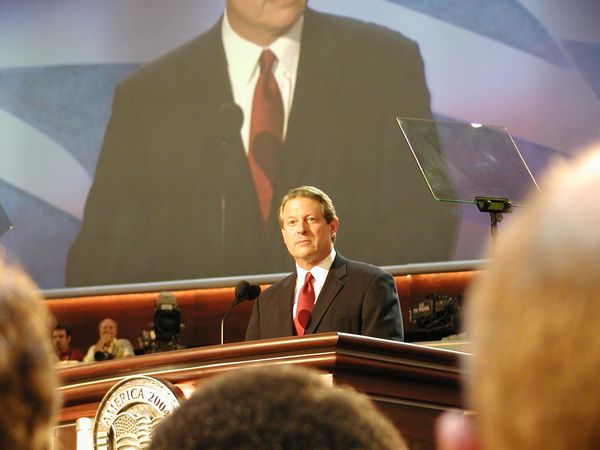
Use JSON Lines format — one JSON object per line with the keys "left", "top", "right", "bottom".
{"left": 67, "top": 0, "right": 457, "bottom": 286}
{"left": 83, "top": 318, "right": 135, "bottom": 362}
{"left": 246, "top": 186, "right": 403, "bottom": 341}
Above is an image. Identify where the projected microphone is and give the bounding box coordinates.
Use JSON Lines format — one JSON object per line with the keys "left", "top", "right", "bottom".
{"left": 220, "top": 280, "right": 261, "bottom": 345}
{"left": 215, "top": 103, "right": 244, "bottom": 274}
{"left": 214, "top": 103, "right": 243, "bottom": 149}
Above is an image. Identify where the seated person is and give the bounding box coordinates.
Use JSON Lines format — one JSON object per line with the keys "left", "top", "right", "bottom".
{"left": 52, "top": 323, "right": 83, "bottom": 363}
{"left": 149, "top": 364, "right": 407, "bottom": 450}
{"left": 83, "top": 317, "right": 134, "bottom": 362}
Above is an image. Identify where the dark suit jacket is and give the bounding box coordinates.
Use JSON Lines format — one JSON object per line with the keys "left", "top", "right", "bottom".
{"left": 245, "top": 254, "right": 403, "bottom": 341}
{"left": 66, "top": 9, "right": 458, "bottom": 286}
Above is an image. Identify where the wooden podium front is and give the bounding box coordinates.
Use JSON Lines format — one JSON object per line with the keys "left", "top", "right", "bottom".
{"left": 55, "top": 333, "right": 467, "bottom": 450}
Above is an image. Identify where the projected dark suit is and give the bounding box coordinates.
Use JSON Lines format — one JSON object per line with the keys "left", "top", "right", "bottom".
{"left": 66, "top": 9, "right": 457, "bottom": 286}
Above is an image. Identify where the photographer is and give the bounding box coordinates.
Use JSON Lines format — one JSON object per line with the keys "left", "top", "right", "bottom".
{"left": 83, "top": 318, "right": 134, "bottom": 362}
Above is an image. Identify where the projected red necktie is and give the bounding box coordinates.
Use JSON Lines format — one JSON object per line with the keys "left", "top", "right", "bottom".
{"left": 248, "top": 49, "right": 284, "bottom": 225}
{"left": 294, "top": 272, "right": 315, "bottom": 336}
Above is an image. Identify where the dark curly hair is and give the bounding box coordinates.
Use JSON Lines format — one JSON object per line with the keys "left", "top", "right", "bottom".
{"left": 150, "top": 364, "right": 406, "bottom": 450}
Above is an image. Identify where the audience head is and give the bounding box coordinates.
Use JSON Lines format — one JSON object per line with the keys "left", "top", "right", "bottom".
{"left": 437, "top": 144, "right": 600, "bottom": 450}
{"left": 52, "top": 323, "right": 73, "bottom": 354}
{"left": 0, "top": 253, "right": 60, "bottom": 450}
{"left": 150, "top": 364, "right": 407, "bottom": 450}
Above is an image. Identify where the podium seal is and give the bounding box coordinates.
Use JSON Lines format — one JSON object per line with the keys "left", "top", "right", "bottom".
{"left": 94, "top": 375, "right": 184, "bottom": 450}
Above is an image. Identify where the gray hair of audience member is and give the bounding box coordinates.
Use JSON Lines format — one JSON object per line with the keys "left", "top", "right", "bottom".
{"left": 149, "top": 364, "right": 407, "bottom": 450}
{"left": 465, "top": 146, "right": 600, "bottom": 450}
{"left": 0, "top": 253, "right": 60, "bottom": 450}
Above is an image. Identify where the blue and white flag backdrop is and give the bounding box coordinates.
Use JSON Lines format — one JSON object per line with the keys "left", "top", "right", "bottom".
{"left": 1, "top": 0, "right": 599, "bottom": 288}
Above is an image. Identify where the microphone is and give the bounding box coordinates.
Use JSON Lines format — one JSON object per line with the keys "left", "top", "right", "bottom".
{"left": 234, "top": 280, "right": 251, "bottom": 305}
{"left": 214, "top": 103, "right": 243, "bottom": 148}
{"left": 220, "top": 280, "right": 261, "bottom": 345}
{"left": 247, "top": 284, "right": 261, "bottom": 301}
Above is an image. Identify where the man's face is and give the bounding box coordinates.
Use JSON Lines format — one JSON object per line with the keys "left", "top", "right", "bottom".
{"left": 281, "top": 196, "right": 338, "bottom": 269}
{"left": 52, "top": 329, "right": 70, "bottom": 353}
{"left": 99, "top": 319, "right": 118, "bottom": 340}
{"left": 226, "top": 0, "right": 308, "bottom": 45}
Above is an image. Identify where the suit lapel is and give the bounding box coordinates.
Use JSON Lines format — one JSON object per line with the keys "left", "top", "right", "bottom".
{"left": 305, "top": 254, "right": 347, "bottom": 334}
{"left": 188, "top": 18, "right": 233, "bottom": 124}
{"left": 275, "top": 9, "right": 344, "bottom": 197}
{"left": 278, "top": 273, "right": 297, "bottom": 335}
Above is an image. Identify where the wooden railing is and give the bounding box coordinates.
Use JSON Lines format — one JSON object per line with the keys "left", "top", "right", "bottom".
{"left": 45, "top": 266, "right": 479, "bottom": 351}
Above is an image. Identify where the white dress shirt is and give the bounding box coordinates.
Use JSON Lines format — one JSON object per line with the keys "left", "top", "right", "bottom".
{"left": 221, "top": 9, "right": 303, "bottom": 153}
{"left": 292, "top": 248, "right": 337, "bottom": 318}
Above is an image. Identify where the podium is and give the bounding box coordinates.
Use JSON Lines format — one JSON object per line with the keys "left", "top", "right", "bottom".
{"left": 54, "top": 333, "right": 467, "bottom": 450}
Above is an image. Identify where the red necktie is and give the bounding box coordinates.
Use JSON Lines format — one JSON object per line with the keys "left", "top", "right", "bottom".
{"left": 294, "top": 272, "right": 315, "bottom": 336}
{"left": 248, "top": 49, "right": 284, "bottom": 225}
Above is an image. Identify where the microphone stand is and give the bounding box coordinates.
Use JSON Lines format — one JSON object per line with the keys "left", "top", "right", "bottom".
{"left": 220, "top": 283, "right": 260, "bottom": 345}
{"left": 220, "top": 297, "right": 242, "bottom": 345}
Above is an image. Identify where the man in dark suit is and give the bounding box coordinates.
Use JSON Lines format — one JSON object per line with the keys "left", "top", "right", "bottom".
{"left": 246, "top": 186, "right": 403, "bottom": 341}
{"left": 66, "top": 0, "right": 458, "bottom": 286}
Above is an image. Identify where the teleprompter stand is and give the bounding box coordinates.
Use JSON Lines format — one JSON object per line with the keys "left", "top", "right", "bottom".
{"left": 475, "top": 196, "right": 512, "bottom": 239}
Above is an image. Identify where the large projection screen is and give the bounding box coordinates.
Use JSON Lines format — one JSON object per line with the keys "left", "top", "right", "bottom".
{"left": 1, "top": 0, "right": 599, "bottom": 290}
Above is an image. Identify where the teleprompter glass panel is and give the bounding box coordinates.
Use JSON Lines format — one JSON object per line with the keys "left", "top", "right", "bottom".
{"left": 397, "top": 118, "right": 539, "bottom": 206}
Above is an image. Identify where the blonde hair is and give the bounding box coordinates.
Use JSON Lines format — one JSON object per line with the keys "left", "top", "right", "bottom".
{"left": 466, "top": 146, "right": 600, "bottom": 450}
{"left": 0, "top": 254, "right": 60, "bottom": 450}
